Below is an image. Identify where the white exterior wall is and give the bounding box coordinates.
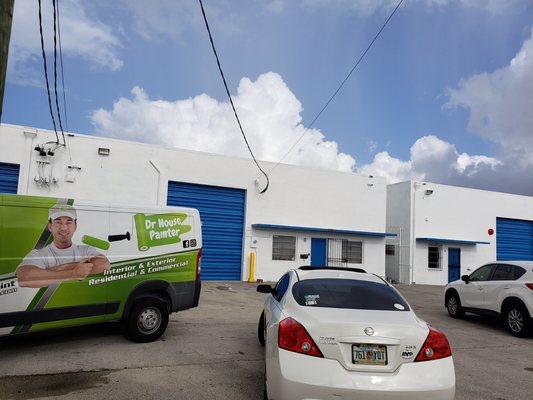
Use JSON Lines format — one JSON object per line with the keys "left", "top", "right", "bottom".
{"left": 0, "top": 124, "right": 387, "bottom": 282}
{"left": 387, "top": 180, "right": 533, "bottom": 286}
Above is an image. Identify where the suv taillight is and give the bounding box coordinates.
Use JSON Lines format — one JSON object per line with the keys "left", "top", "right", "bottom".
{"left": 195, "top": 248, "right": 202, "bottom": 280}
{"left": 414, "top": 326, "right": 452, "bottom": 362}
{"left": 278, "top": 317, "right": 323, "bottom": 358}
{"left": 526, "top": 283, "right": 533, "bottom": 290}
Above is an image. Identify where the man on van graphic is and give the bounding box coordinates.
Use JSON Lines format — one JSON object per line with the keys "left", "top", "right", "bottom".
{"left": 16, "top": 204, "right": 111, "bottom": 288}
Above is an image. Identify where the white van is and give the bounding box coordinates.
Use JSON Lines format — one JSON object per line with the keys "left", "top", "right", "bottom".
{"left": 0, "top": 194, "right": 202, "bottom": 342}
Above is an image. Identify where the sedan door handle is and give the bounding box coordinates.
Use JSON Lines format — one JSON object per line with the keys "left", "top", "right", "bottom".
{"left": 503, "top": 286, "right": 510, "bottom": 289}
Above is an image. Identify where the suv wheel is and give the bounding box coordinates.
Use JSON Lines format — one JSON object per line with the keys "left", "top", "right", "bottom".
{"left": 504, "top": 303, "right": 531, "bottom": 338}
{"left": 446, "top": 292, "right": 465, "bottom": 318}
{"left": 126, "top": 298, "right": 169, "bottom": 342}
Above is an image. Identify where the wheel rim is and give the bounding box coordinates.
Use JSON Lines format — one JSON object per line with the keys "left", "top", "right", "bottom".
{"left": 137, "top": 306, "right": 162, "bottom": 335}
{"left": 508, "top": 309, "right": 523, "bottom": 333}
{"left": 448, "top": 297, "right": 458, "bottom": 314}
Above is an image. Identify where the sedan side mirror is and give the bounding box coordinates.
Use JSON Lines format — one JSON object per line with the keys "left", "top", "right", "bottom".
{"left": 461, "top": 275, "right": 470, "bottom": 284}
{"left": 257, "top": 284, "right": 274, "bottom": 294}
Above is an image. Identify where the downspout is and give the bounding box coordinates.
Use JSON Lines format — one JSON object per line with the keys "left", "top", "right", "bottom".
{"left": 23, "top": 129, "right": 37, "bottom": 195}
{"left": 149, "top": 160, "right": 161, "bottom": 206}
{"left": 410, "top": 181, "right": 417, "bottom": 284}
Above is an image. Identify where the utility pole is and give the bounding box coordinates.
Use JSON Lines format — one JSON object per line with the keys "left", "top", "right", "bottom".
{"left": 0, "top": 0, "right": 15, "bottom": 122}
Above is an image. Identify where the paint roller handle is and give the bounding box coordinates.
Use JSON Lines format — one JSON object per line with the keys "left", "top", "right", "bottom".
{"left": 108, "top": 232, "right": 131, "bottom": 242}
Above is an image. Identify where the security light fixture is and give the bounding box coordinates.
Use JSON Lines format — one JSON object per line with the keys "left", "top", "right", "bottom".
{"left": 98, "top": 147, "right": 110, "bottom": 156}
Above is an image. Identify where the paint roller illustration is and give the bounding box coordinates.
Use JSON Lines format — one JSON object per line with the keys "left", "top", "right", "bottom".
{"left": 134, "top": 212, "right": 192, "bottom": 251}
{"left": 82, "top": 232, "right": 131, "bottom": 250}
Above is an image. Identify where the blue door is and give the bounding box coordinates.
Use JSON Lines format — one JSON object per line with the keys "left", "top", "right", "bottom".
{"left": 496, "top": 217, "right": 533, "bottom": 261}
{"left": 448, "top": 248, "right": 461, "bottom": 282}
{"left": 167, "top": 181, "right": 245, "bottom": 280}
{"left": 0, "top": 162, "right": 20, "bottom": 194}
{"left": 311, "top": 238, "right": 327, "bottom": 267}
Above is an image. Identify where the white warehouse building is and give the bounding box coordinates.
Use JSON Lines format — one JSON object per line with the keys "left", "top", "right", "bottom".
{"left": 0, "top": 124, "right": 392, "bottom": 282}
{"left": 386, "top": 181, "right": 533, "bottom": 286}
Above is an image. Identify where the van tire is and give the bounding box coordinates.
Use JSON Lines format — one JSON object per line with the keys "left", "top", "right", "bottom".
{"left": 126, "top": 298, "right": 169, "bottom": 342}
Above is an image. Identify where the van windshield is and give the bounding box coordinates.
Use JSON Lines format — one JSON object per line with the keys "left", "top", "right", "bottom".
{"left": 292, "top": 279, "right": 410, "bottom": 311}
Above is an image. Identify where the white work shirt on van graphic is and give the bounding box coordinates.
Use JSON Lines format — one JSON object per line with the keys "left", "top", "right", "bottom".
{"left": 18, "top": 243, "right": 102, "bottom": 270}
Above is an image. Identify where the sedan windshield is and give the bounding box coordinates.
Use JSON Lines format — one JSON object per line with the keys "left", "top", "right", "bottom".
{"left": 292, "top": 279, "right": 410, "bottom": 311}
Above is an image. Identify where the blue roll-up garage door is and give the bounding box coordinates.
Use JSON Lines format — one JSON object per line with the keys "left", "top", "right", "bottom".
{"left": 496, "top": 218, "right": 533, "bottom": 261}
{"left": 0, "top": 162, "right": 20, "bottom": 194}
{"left": 167, "top": 181, "right": 245, "bottom": 280}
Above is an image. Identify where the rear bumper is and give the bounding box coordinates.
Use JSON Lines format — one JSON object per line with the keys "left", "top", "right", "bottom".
{"left": 170, "top": 280, "right": 201, "bottom": 312}
{"left": 267, "top": 350, "right": 455, "bottom": 400}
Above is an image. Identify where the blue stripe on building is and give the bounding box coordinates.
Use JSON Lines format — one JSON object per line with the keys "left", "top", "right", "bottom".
{"left": 496, "top": 217, "right": 533, "bottom": 261}
{"left": 0, "top": 162, "right": 19, "bottom": 194}
{"left": 167, "top": 181, "right": 245, "bottom": 280}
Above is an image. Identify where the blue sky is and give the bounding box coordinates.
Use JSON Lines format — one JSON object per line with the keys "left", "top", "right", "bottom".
{"left": 3, "top": 0, "right": 533, "bottom": 194}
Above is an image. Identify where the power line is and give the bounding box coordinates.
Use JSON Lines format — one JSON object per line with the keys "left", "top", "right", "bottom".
{"left": 268, "top": 0, "right": 405, "bottom": 175}
{"left": 197, "top": 0, "right": 269, "bottom": 194}
{"left": 52, "top": 0, "right": 66, "bottom": 146}
{"left": 56, "top": 0, "right": 68, "bottom": 134}
{"left": 56, "top": 0, "right": 72, "bottom": 161}
{"left": 37, "top": 0, "right": 59, "bottom": 144}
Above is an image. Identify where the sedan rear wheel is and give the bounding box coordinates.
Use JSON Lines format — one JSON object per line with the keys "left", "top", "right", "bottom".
{"left": 258, "top": 311, "right": 265, "bottom": 346}
{"left": 446, "top": 293, "right": 464, "bottom": 319}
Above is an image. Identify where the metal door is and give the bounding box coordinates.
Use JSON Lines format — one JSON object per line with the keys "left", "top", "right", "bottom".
{"left": 0, "top": 162, "right": 19, "bottom": 194}
{"left": 167, "top": 181, "right": 245, "bottom": 280}
{"left": 310, "top": 238, "right": 327, "bottom": 266}
{"left": 448, "top": 248, "right": 461, "bottom": 283}
{"left": 496, "top": 218, "right": 533, "bottom": 261}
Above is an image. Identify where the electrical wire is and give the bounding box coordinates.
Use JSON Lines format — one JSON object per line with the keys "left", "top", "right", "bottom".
{"left": 57, "top": 0, "right": 68, "bottom": 134}
{"left": 268, "top": 0, "right": 405, "bottom": 175}
{"left": 56, "top": 0, "right": 73, "bottom": 162}
{"left": 37, "top": 0, "right": 60, "bottom": 144}
{"left": 197, "top": 0, "right": 269, "bottom": 194}
{"left": 52, "top": 0, "right": 66, "bottom": 146}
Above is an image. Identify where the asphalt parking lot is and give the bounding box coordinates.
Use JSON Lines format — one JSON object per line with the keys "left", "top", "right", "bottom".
{"left": 0, "top": 282, "right": 531, "bottom": 400}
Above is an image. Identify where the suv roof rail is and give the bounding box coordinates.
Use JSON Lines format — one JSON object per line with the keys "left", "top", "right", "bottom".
{"left": 298, "top": 266, "right": 367, "bottom": 273}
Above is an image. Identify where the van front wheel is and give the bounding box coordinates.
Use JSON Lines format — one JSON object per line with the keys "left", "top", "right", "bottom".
{"left": 126, "top": 298, "right": 169, "bottom": 342}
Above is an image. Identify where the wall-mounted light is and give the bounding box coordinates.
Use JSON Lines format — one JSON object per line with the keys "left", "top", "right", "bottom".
{"left": 98, "top": 147, "right": 110, "bottom": 156}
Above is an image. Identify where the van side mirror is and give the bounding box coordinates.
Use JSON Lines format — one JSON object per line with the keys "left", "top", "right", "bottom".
{"left": 461, "top": 275, "right": 470, "bottom": 284}
{"left": 257, "top": 284, "right": 274, "bottom": 294}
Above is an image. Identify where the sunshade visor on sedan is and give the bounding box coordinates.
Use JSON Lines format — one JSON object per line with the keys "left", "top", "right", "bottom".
{"left": 292, "top": 279, "right": 410, "bottom": 311}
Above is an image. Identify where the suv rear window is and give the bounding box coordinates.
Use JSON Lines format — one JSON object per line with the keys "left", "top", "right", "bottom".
{"left": 292, "top": 279, "right": 410, "bottom": 311}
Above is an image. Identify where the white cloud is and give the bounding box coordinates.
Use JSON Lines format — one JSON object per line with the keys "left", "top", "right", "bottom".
{"left": 367, "top": 140, "right": 378, "bottom": 152}
{"left": 8, "top": 0, "right": 122, "bottom": 86}
{"left": 446, "top": 29, "right": 533, "bottom": 167}
{"left": 301, "top": 0, "right": 524, "bottom": 15}
{"left": 120, "top": 0, "right": 241, "bottom": 42}
{"left": 91, "top": 72, "right": 356, "bottom": 173}
{"left": 264, "top": 0, "right": 286, "bottom": 14}
{"left": 358, "top": 151, "right": 420, "bottom": 182}
{"left": 358, "top": 135, "right": 533, "bottom": 195}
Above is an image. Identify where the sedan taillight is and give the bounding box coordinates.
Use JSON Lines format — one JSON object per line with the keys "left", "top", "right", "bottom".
{"left": 414, "top": 326, "right": 452, "bottom": 362}
{"left": 525, "top": 283, "right": 533, "bottom": 290}
{"left": 278, "top": 317, "right": 323, "bottom": 358}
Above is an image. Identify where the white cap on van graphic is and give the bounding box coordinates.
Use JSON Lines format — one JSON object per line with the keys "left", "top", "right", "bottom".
{"left": 49, "top": 204, "right": 77, "bottom": 221}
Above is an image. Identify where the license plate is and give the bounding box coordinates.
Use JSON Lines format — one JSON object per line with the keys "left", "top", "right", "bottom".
{"left": 352, "top": 344, "right": 387, "bottom": 365}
